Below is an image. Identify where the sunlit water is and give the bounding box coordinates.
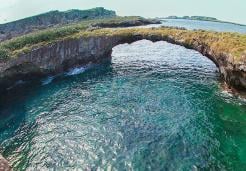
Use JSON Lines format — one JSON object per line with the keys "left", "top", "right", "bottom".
{"left": 143, "top": 19, "right": 246, "bottom": 33}
{"left": 0, "top": 40, "right": 246, "bottom": 170}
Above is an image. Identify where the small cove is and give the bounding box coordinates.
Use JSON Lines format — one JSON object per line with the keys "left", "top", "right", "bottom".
{"left": 0, "top": 40, "right": 246, "bottom": 170}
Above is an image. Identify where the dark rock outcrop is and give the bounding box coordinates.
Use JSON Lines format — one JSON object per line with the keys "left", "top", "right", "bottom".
{"left": 0, "top": 7, "right": 116, "bottom": 41}
{"left": 0, "top": 28, "right": 245, "bottom": 93}
{"left": 0, "top": 36, "right": 119, "bottom": 91}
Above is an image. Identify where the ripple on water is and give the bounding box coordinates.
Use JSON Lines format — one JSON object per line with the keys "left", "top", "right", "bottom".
{"left": 0, "top": 40, "right": 246, "bottom": 170}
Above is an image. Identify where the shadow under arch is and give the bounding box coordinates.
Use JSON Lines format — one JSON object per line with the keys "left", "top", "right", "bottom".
{"left": 0, "top": 29, "right": 245, "bottom": 93}
{"left": 99, "top": 33, "right": 244, "bottom": 91}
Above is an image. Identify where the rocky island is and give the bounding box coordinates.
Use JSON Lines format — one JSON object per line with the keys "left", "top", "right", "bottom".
{"left": 161, "top": 15, "right": 246, "bottom": 26}
{"left": 0, "top": 6, "right": 246, "bottom": 170}
{"left": 0, "top": 16, "right": 245, "bottom": 94}
{"left": 165, "top": 16, "right": 219, "bottom": 21}
{"left": 0, "top": 7, "right": 117, "bottom": 42}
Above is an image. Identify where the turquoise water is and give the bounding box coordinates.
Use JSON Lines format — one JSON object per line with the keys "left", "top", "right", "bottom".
{"left": 0, "top": 40, "right": 246, "bottom": 170}
{"left": 145, "top": 19, "right": 246, "bottom": 33}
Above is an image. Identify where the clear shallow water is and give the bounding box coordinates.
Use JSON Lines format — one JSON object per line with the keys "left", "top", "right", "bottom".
{"left": 144, "top": 19, "right": 246, "bottom": 33}
{"left": 0, "top": 40, "right": 246, "bottom": 170}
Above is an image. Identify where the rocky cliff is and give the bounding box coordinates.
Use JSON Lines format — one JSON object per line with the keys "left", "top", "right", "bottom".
{"left": 0, "top": 27, "right": 245, "bottom": 93}
{"left": 0, "top": 7, "right": 116, "bottom": 41}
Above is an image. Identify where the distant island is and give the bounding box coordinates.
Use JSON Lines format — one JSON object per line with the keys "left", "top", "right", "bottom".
{"left": 160, "top": 16, "right": 246, "bottom": 26}
{"left": 165, "top": 16, "right": 218, "bottom": 21}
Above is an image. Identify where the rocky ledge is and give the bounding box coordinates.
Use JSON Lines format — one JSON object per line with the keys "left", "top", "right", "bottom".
{"left": 0, "top": 27, "right": 245, "bottom": 93}
{"left": 90, "top": 18, "right": 161, "bottom": 28}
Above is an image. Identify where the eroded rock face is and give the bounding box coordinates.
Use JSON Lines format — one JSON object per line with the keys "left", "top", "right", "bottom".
{"left": 190, "top": 42, "right": 246, "bottom": 90}
{"left": 0, "top": 36, "right": 122, "bottom": 91}
{"left": 0, "top": 32, "right": 245, "bottom": 93}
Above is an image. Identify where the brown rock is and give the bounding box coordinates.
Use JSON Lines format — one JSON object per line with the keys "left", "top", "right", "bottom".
{"left": 0, "top": 155, "right": 11, "bottom": 171}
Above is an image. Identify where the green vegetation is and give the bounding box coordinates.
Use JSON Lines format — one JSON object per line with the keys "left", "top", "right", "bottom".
{"left": 0, "top": 16, "right": 142, "bottom": 58}
{"left": 0, "top": 7, "right": 116, "bottom": 31}
{"left": 79, "top": 27, "right": 246, "bottom": 62}
{"left": 0, "top": 7, "right": 117, "bottom": 42}
{"left": 0, "top": 17, "right": 245, "bottom": 64}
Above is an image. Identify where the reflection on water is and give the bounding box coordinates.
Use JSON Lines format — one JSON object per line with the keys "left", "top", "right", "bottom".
{"left": 0, "top": 40, "right": 246, "bottom": 170}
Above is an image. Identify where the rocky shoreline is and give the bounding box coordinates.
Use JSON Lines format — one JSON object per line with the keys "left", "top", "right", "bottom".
{"left": 0, "top": 15, "right": 245, "bottom": 171}
{"left": 0, "top": 27, "right": 245, "bottom": 94}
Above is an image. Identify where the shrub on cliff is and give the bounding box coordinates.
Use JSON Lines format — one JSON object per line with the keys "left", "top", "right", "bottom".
{"left": 0, "top": 16, "right": 144, "bottom": 58}
{"left": 0, "top": 17, "right": 245, "bottom": 63}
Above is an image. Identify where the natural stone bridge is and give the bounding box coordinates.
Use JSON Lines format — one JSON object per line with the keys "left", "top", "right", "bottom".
{"left": 0, "top": 27, "right": 246, "bottom": 92}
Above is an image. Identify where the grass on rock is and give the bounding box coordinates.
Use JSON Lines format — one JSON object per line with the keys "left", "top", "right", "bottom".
{"left": 0, "top": 17, "right": 245, "bottom": 64}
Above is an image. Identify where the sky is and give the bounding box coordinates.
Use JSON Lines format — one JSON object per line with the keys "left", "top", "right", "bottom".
{"left": 0, "top": 0, "right": 245, "bottom": 25}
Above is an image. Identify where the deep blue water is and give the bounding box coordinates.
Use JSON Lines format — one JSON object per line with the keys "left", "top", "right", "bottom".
{"left": 0, "top": 40, "right": 246, "bottom": 170}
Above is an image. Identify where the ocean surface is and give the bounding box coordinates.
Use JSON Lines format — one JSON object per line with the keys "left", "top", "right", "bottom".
{"left": 0, "top": 21, "right": 246, "bottom": 170}
{"left": 143, "top": 19, "right": 246, "bottom": 33}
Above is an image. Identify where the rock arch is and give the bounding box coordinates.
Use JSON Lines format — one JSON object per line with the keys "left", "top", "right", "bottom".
{"left": 0, "top": 28, "right": 245, "bottom": 92}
